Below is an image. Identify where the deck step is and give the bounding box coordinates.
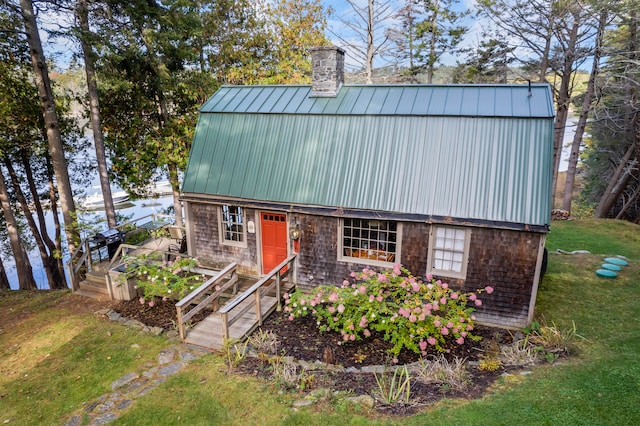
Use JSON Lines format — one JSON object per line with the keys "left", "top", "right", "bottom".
{"left": 85, "top": 271, "right": 107, "bottom": 285}
{"left": 75, "top": 281, "right": 110, "bottom": 300}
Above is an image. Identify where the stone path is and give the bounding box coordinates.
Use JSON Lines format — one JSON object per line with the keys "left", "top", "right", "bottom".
{"left": 63, "top": 344, "right": 208, "bottom": 426}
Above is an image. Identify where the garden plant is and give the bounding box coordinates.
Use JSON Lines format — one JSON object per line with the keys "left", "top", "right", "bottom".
{"left": 285, "top": 265, "right": 493, "bottom": 358}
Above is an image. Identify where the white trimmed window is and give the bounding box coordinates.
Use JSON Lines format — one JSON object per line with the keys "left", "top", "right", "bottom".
{"left": 427, "top": 226, "right": 470, "bottom": 279}
{"left": 339, "top": 218, "right": 400, "bottom": 265}
{"left": 219, "top": 205, "right": 246, "bottom": 247}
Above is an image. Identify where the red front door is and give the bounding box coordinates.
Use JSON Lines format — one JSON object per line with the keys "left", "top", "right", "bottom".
{"left": 260, "top": 212, "right": 288, "bottom": 274}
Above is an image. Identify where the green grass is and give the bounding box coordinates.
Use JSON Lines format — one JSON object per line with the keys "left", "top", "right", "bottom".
{"left": 1, "top": 219, "right": 639, "bottom": 425}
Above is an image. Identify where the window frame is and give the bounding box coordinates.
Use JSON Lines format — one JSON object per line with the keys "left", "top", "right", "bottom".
{"left": 337, "top": 218, "right": 401, "bottom": 267}
{"left": 218, "top": 205, "right": 247, "bottom": 248}
{"left": 427, "top": 225, "right": 471, "bottom": 280}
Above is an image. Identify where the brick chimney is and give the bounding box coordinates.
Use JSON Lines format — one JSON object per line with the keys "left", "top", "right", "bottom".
{"left": 311, "top": 46, "right": 345, "bottom": 97}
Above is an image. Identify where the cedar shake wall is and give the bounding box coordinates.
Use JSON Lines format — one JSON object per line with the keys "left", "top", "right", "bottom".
{"left": 188, "top": 202, "right": 542, "bottom": 329}
{"left": 190, "top": 203, "right": 260, "bottom": 276}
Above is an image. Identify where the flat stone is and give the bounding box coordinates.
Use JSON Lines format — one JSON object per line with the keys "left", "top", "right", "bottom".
{"left": 345, "top": 367, "right": 359, "bottom": 373}
{"left": 108, "top": 312, "right": 121, "bottom": 321}
{"left": 95, "top": 308, "right": 111, "bottom": 316}
{"left": 136, "top": 378, "right": 166, "bottom": 396}
{"left": 64, "top": 415, "right": 82, "bottom": 426}
{"left": 116, "top": 399, "right": 133, "bottom": 410}
{"left": 158, "top": 362, "right": 184, "bottom": 376}
{"left": 360, "top": 365, "right": 385, "bottom": 374}
{"left": 123, "top": 319, "right": 145, "bottom": 329}
{"left": 149, "top": 326, "right": 164, "bottom": 336}
{"left": 83, "top": 401, "right": 100, "bottom": 413}
{"left": 179, "top": 350, "right": 199, "bottom": 362}
{"left": 125, "top": 378, "right": 149, "bottom": 392}
{"left": 158, "top": 349, "right": 176, "bottom": 365}
{"left": 345, "top": 395, "right": 375, "bottom": 408}
{"left": 165, "top": 330, "right": 180, "bottom": 340}
{"left": 90, "top": 413, "right": 118, "bottom": 425}
{"left": 95, "top": 400, "right": 115, "bottom": 412}
{"left": 111, "top": 372, "right": 139, "bottom": 390}
{"left": 143, "top": 367, "right": 159, "bottom": 378}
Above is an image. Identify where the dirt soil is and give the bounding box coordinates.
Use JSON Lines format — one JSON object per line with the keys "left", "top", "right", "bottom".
{"left": 112, "top": 298, "right": 517, "bottom": 415}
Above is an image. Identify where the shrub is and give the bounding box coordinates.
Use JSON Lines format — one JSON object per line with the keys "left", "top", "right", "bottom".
{"left": 118, "top": 254, "right": 204, "bottom": 303}
{"left": 285, "top": 265, "right": 493, "bottom": 357}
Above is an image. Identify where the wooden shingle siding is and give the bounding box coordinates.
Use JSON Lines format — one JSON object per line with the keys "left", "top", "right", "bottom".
{"left": 190, "top": 203, "right": 260, "bottom": 276}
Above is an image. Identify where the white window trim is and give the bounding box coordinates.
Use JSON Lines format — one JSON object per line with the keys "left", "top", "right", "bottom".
{"left": 337, "top": 218, "right": 402, "bottom": 268}
{"left": 218, "top": 205, "right": 248, "bottom": 248}
{"left": 427, "top": 225, "right": 471, "bottom": 280}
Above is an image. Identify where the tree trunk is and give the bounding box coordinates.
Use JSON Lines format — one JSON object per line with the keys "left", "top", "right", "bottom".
{"left": 0, "top": 257, "right": 10, "bottom": 290}
{"left": 427, "top": 7, "right": 438, "bottom": 84}
{"left": 595, "top": 142, "right": 637, "bottom": 218}
{"left": 365, "top": 0, "right": 374, "bottom": 84}
{"left": 4, "top": 158, "right": 66, "bottom": 289}
{"left": 19, "top": 0, "right": 80, "bottom": 253}
{"left": 76, "top": 0, "right": 117, "bottom": 228}
{"left": 0, "top": 168, "right": 36, "bottom": 290}
{"left": 22, "top": 153, "right": 65, "bottom": 278}
{"left": 551, "top": 14, "right": 580, "bottom": 206}
{"left": 46, "top": 155, "right": 64, "bottom": 267}
{"left": 562, "top": 9, "right": 607, "bottom": 213}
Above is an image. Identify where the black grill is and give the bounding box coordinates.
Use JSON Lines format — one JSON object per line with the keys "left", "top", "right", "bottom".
{"left": 93, "top": 228, "right": 124, "bottom": 258}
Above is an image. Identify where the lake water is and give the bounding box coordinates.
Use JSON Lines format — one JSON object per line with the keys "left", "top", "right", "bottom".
{"left": 4, "top": 195, "right": 174, "bottom": 290}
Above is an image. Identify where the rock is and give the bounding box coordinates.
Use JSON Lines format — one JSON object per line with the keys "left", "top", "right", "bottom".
{"left": 110, "top": 372, "right": 139, "bottom": 390}
{"left": 89, "top": 413, "right": 118, "bottom": 425}
{"left": 345, "top": 394, "right": 375, "bottom": 408}
{"left": 116, "top": 399, "right": 133, "bottom": 410}
{"left": 64, "top": 415, "right": 82, "bottom": 426}
{"left": 95, "top": 400, "right": 115, "bottom": 412}
{"left": 158, "top": 349, "right": 176, "bottom": 365}
{"left": 165, "top": 330, "right": 180, "bottom": 340}
{"left": 158, "top": 362, "right": 184, "bottom": 377}
{"left": 95, "top": 308, "right": 111, "bottom": 316}
{"left": 179, "top": 350, "right": 199, "bottom": 362}
{"left": 149, "top": 326, "right": 164, "bottom": 336}
{"left": 292, "top": 399, "right": 314, "bottom": 407}
{"left": 123, "top": 319, "right": 145, "bottom": 329}
{"left": 108, "top": 311, "right": 121, "bottom": 322}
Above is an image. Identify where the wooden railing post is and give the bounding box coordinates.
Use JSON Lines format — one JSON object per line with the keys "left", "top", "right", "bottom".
{"left": 276, "top": 269, "right": 282, "bottom": 311}
{"left": 177, "top": 306, "right": 186, "bottom": 339}
{"left": 221, "top": 312, "right": 229, "bottom": 339}
{"left": 255, "top": 292, "right": 262, "bottom": 326}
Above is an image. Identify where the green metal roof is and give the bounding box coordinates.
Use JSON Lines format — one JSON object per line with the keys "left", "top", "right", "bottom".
{"left": 184, "top": 84, "right": 555, "bottom": 227}
{"left": 200, "top": 84, "right": 555, "bottom": 118}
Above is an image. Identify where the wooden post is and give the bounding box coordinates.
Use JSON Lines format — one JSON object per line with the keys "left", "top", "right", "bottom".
{"left": 221, "top": 312, "right": 229, "bottom": 340}
{"left": 276, "top": 269, "right": 282, "bottom": 311}
{"left": 255, "top": 292, "right": 262, "bottom": 326}
{"left": 176, "top": 306, "right": 186, "bottom": 339}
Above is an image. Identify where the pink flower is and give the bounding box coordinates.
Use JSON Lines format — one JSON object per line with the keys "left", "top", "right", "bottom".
{"left": 411, "top": 283, "right": 420, "bottom": 292}
{"left": 162, "top": 296, "right": 168, "bottom": 301}
{"left": 377, "top": 273, "right": 388, "bottom": 283}
{"left": 300, "top": 299, "right": 306, "bottom": 305}
{"left": 409, "top": 314, "right": 417, "bottom": 323}
{"left": 139, "top": 297, "right": 145, "bottom": 304}
{"left": 440, "top": 297, "right": 447, "bottom": 305}
{"left": 328, "top": 306, "right": 336, "bottom": 313}
{"left": 456, "top": 337, "right": 465, "bottom": 345}
{"left": 474, "top": 299, "right": 482, "bottom": 306}
{"left": 148, "top": 300, "right": 155, "bottom": 307}
{"left": 441, "top": 327, "right": 449, "bottom": 335}
{"left": 427, "top": 337, "right": 436, "bottom": 345}
{"left": 337, "top": 304, "right": 345, "bottom": 313}
{"left": 434, "top": 319, "right": 441, "bottom": 327}
{"left": 442, "top": 282, "right": 448, "bottom": 289}
{"left": 419, "top": 341, "right": 427, "bottom": 351}
{"left": 350, "top": 334, "right": 356, "bottom": 341}
{"left": 392, "top": 358, "right": 399, "bottom": 364}
{"left": 359, "top": 316, "right": 368, "bottom": 328}
{"left": 485, "top": 286, "right": 494, "bottom": 294}
{"left": 359, "top": 285, "right": 367, "bottom": 294}
{"left": 450, "top": 292, "right": 459, "bottom": 299}
{"left": 469, "top": 293, "right": 477, "bottom": 301}
{"left": 350, "top": 271, "right": 357, "bottom": 278}
{"left": 329, "top": 292, "right": 338, "bottom": 302}
{"left": 376, "top": 295, "right": 383, "bottom": 302}
{"left": 393, "top": 264, "right": 402, "bottom": 275}
{"left": 343, "top": 280, "right": 350, "bottom": 287}
{"left": 363, "top": 329, "right": 371, "bottom": 337}
{"left": 426, "top": 274, "right": 433, "bottom": 281}
{"left": 447, "top": 322, "right": 454, "bottom": 328}
{"left": 343, "top": 334, "right": 349, "bottom": 341}
{"left": 288, "top": 314, "right": 294, "bottom": 321}
{"left": 369, "top": 295, "right": 375, "bottom": 302}
{"left": 461, "top": 331, "right": 467, "bottom": 337}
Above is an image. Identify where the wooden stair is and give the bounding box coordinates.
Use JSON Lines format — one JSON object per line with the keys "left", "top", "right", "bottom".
{"left": 75, "top": 270, "right": 110, "bottom": 300}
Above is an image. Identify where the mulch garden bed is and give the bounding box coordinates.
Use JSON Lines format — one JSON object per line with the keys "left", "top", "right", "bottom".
{"left": 112, "top": 298, "right": 522, "bottom": 416}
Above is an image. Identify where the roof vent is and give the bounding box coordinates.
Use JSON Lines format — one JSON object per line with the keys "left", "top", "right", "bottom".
{"left": 311, "top": 46, "right": 345, "bottom": 98}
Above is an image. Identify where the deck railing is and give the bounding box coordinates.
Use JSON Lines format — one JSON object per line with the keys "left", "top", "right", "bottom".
{"left": 219, "top": 254, "right": 297, "bottom": 340}
{"left": 175, "top": 262, "right": 238, "bottom": 339}
{"left": 65, "top": 212, "right": 176, "bottom": 292}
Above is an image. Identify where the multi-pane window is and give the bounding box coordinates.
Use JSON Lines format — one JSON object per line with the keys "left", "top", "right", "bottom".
{"left": 220, "top": 205, "right": 244, "bottom": 244}
{"left": 428, "top": 226, "right": 469, "bottom": 278}
{"left": 342, "top": 218, "right": 398, "bottom": 263}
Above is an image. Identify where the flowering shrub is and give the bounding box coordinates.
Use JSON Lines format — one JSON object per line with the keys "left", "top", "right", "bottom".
{"left": 118, "top": 254, "right": 203, "bottom": 305}
{"left": 285, "top": 265, "right": 494, "bottom": 358}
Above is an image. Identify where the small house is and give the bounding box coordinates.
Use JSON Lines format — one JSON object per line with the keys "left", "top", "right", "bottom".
{"left": 181, "top": 46, "right": 555, "bottom": 329}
